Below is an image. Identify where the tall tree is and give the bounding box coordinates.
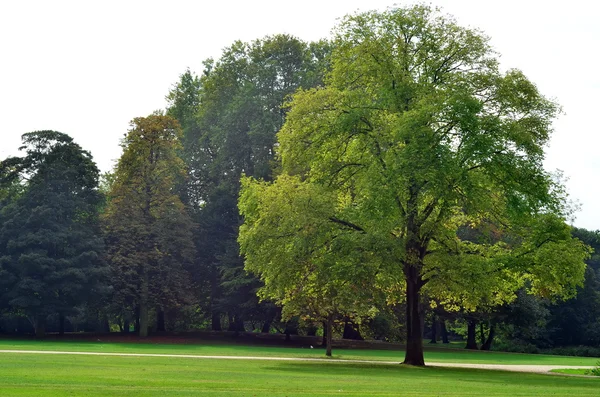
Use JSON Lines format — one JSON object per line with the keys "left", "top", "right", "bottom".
{"left": 239, "top": 5, "right": 588, "bottom": 365}
{"left": 167, "top": 35, "right": 331, "bottom": 331}
{"left": 103, "top": 115, "right": 196, "bottom": 337}
{"left": 0, "top": 131, "right": 106, "bottom": 337}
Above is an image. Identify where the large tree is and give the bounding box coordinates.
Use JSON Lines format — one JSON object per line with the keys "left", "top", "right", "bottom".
{"left": 103, "top": 114, "right": 196, "bottom": 337}
{"left": 0, "top": 131, "right": 106, "bottom": 337}
{"left": 167, "top": 35, "right": 331, "bottom": 331}
{"left": 239, "top": 5, "right": 588, "bottom": 365}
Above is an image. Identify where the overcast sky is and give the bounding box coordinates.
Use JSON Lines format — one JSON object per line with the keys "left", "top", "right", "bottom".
{"left": 1, "top": 0, "right": 599, "bottom": 229}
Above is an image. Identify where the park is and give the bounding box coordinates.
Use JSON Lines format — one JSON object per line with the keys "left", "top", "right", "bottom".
{"left": 1, "top": 2, "right": 599, "bottom": 396}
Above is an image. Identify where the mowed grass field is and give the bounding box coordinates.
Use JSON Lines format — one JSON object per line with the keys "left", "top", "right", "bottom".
{"left": 0, "top": 339, "right": 598, "bottom": 396}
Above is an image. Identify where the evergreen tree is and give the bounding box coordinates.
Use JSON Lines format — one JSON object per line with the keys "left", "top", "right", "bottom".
{"left": 0, "top": 131, "right": 106, "bottom": 337}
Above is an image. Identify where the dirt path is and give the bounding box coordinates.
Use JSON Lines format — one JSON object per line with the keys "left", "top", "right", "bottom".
{"left": 0, "top": 349, "right": 595, "bottom": 375}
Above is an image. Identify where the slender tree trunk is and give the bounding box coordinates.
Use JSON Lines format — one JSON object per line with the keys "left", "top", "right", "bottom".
{"left": 429, "top": 315, "right": 437, "bottom": 344}
{"left": 261, "top": 317, "right": 272, "bottom": 334}
{"left": 403, "top": 267, "right": 425, "bottom": 365}
{"left": 227, "top": 313, "right": 235, "bottom": 332}
{"left": 479, "top": 323, "right": 485, "bottom": 346}
{"left": 465, "top": 319, "right": 478, "bottom": 350}
{"left": 139, "top": 271, "right": 149, "bottom": 337}
{"left": 123, "top": 318, "right": 130, "bottom": 334}
{"left": 321, "top": 321, "right": 328, "bottom": 348}
{"left": 134, "top": 306, "right": 140, "bottom": 334}
{"left": 58, "top": 313, "right": 66, "bottom": 336}
{"left": 35, "top": 315, "right": 46, "bottom": 339}
{"left": 156, "top": 308, "right": 165, "bottom": 332}
{"left": 440, "top": 320, "right": 449, "bottom": 343}
{"left": 481, "top": 325, "right": 496, "bottom": 351}
{"left": 325, "top": 315, "right": 333, "bottom": 357}
{"left": 211, "top": 311, "right": 222, "bottom": 331}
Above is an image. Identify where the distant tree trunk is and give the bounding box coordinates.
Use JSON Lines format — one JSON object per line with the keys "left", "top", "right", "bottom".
{"left": 326, "top": 315, "right": 333, "bottom": 357}
{"left": 261, "top": 317, "right": 272, "bottom": 334}
{"left": 35, "top": 315, "right": 46, "bottom": 338}
{"left": 481, "top": 325, "right": 496, "bottom": 351}
{"left": 479, "top": 323, "right": 485, "bottom": 346}
{"left": 440, "top": 320, "right": 449, "bottom": 343}
{"left": 123, "top": 318, "right": 130, "bottom": 334}
{"left": 139, "top": 271, "right": 149, "bottom": 337}
{"left": 59, "top": 313, "right": 66, "bottom": 336}
{"left": 211, "top": 311, "right": 222, "bottom": 331}
{"left": 134, "top": 306, "right": 140, "bottom": 334}
{"left": 342, "top": 320, "right": 363, "bottom": 340}
{"left": 322, "top": 321, "right": 328, "bottom": 347}
{"left": 156, "top": 308, "right": 165, "bottom": 332}
{"left": 465, "top": 319, "right": 478, "bottom": 350}
{"left": 283, "top": 319, "right": 298, "bottom": 341}
{"left": 429, "top": 315, "right": 437, "bottom": 344}
{"left": 233, "top": 315, "right": 245, "bottom": 334}
{"left": 228, "top": 313, "right": 235, "bottom": 332}
{"left": 306, "top": 324, "right": 317, "bottom": 336}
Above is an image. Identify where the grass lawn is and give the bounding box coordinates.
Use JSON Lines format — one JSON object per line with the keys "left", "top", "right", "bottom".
{"left": 0, "top": 351, "right": 599, "bottom": 396}
{"left": 1, "top": 338, "right": 599, "bottom": 366}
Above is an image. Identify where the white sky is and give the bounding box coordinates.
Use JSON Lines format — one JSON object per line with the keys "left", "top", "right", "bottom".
{"left": 1, "top": 0, "right": 599, "bottom": 229}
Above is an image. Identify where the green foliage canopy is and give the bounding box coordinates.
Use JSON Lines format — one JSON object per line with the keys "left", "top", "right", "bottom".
{"left": 239, "top": 5, "right": 589, "bottom": 365}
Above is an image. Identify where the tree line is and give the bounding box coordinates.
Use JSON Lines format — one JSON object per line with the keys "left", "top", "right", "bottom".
{"left": 0, "top": 5, "right": 597, "bottom": 366}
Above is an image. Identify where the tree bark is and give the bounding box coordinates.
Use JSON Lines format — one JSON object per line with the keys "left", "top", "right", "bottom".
{"left": 403, "top": 266, "right": 425, "bottom": 365}
{"left": 429, "top": 315, "right": 437, "bottom": 344}
{"left": 465, "top": 319, "right": 478, "bottom": 350}
{"left": 481, "top": 325, "right": 495, "bottom": 351}
{"left": 325, "top": 315, "right": 333, "bottom": 357}
{"left": 440, "top": 320, "right": 449, "bottom": 343}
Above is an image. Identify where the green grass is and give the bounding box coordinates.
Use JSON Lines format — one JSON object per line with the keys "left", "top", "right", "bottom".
{"left": 551, "top": 368, "right": 592, "bottom": 375}
{"left": 1, "top": 352, "right": 599, "bottom": 396}
{"left": 1, "top": 338, "right": 599, "bottom": 366}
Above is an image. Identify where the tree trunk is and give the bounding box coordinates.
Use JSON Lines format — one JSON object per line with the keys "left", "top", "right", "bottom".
{"left": 156, "top": 308, "right": 165, "bottom": 332}
{"left": 403, "top": 267, "right": 424, "bottom": 365}
{"left": 59, "top": 313, "right": 66, "bottom": 336}
{"left": 481, "top": 325, "right": 496, "bottom": 351}
{"left": 479, "top": 323, "right": 485, "bottom": 346}
{"left": 261, "top": 317, "right": 272, "bottom": 334}
{"left": 35, "top": 315, "right": 46, "bottom": 338}
{"left": 321, "top": 321, "right": 328, "bottom": 348}
{"left": 211, "top": 311, "right": 222, "bottom": 331}
{"left": 429, "top": 315, "right": 437, "bottom": 344}
{"left": 440, "top": 320, "right": 449, "bottom": 343}
{"left": 228, "top": 313, "right": 236, "bottom": 332}
{"left": 139, "top": 271, "right": 150, "bottom": 337}
{"left": 325, "top": 315, "right": 333, "bottom": 357}
{"left": 134, "top": 307, "right": 140, "bottom": 334}
{"left": 342, "top": 320, "right": 363, "bottom": 340}
{"left": 465, "top": 319, "right": 478, "bottom": 350}
{"left": 123, "top": 318, "right": 130, "bottom": 334}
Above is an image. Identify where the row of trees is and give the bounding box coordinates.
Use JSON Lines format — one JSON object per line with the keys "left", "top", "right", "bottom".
{"left": 0, "top": 5, "right": 595, "bottom": 366}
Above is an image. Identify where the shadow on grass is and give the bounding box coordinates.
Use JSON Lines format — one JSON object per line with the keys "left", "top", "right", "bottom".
{"left": 258, "top": 361, "right": 600, "bottom": 388}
